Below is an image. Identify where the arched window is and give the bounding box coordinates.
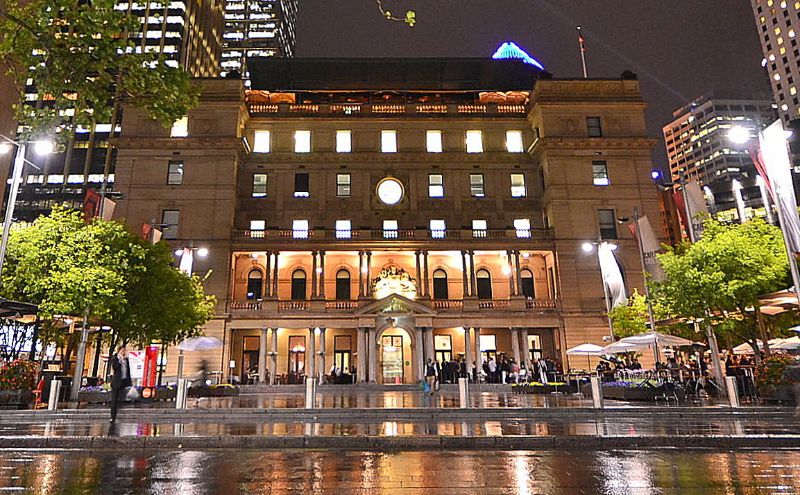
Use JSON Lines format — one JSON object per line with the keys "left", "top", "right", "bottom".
{"left": 336, "top": 269, "right": 351, "bottom": 300}
{"left": 476, "top": 269, "right": 493, "bottom": 299}
{"left": 520, "top": 269, "right": 535, "bottom": 298}
{"left": 291, "top": 269, "right": 307, "bottom": 300}
{"left": 432, "top": 269, "right": 448, "bottom": 300}
{"left": 246, "top": 269, "right": 263, "bottom": 300}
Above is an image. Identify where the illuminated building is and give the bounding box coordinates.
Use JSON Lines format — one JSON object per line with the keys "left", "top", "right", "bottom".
{"left": 114, "top": 55, "right": 664, "bottom": 384}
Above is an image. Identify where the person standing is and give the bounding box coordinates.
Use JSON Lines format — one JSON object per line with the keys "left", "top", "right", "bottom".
{"left": 110, "top": 345, "right": 132, "bottom": 423}
{"left": 425, "top": 358, "right": 438, "bottom": 395}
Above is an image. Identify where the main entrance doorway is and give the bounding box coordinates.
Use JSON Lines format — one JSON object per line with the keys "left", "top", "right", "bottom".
{"left": 381, "top": 335, "right": 404, "bottom": 384}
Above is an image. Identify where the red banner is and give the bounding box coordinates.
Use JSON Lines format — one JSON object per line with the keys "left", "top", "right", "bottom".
{"left": 142, "top": 345, "right": 158, "bottom": 388}
{"left": 82, "top": 189, "right": 101, "bottom": 223}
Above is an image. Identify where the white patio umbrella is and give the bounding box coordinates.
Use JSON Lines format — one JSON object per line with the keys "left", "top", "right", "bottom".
{"left": 176, "top": 337, "right": 224, "bottom": 381}
{"left": 772, "top": 336, "right": 800, "bottom": 351}
{"left": 731, "top": 339, "right": 785, "bottom": 354}
{"left": 566, "top": 343, "right": 605, "bottom": 370}
{"left": 615, "top": 332, "right": 694, "bottom": 364}
{"left": 602, "top": 341, "right": 642, "bottom": 354}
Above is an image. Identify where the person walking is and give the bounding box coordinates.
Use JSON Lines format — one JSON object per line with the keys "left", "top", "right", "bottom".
{"left": 110, "top": 345, "right": 132, "bottom": 423}
{"left": 425, "top": 358, "right": 438, "bottom": 395}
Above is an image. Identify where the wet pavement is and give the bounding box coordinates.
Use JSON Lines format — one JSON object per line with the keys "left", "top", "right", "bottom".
{"left": 1, "top": 449, "right": 799, "bottom": 494}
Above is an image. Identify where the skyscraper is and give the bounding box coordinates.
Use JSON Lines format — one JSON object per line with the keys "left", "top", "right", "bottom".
{"left": 220, "top": 0, "right": 298, "bottom": 79}
{"left": 750, "top": 0, "right": 800, "bottom": 123}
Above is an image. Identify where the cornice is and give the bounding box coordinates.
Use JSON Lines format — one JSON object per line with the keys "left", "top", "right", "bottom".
{"left": 531, "top": 137, "right": 658, "bottom": 156}
{"left": 113, "top": 137, "right": 245, "bottom": 151}
{"left": 246, "top": 151, "right": 534, "bottom": 164}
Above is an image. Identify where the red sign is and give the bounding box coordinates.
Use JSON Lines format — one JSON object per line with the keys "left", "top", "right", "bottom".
{"left": 142, "top": 346, "right": 158, "bottom": 388}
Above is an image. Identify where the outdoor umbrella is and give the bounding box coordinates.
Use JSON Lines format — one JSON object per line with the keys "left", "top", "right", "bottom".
{"left": 732, "top": 339, "right": 786, "bottom": 354}
{"left": 773, "top": 336, "right": 800, "bottom": 350}
{"left": 602, "top": 341, "right": 642, "bottom": 354}
{"left": 566, "top": 343, "right": 605, "bottom": 370}
{"left": 615, "top": 332, "right": 694, "bottom": 364}
{"left": 176, "top": 337, "right": 224, "bottom": 381}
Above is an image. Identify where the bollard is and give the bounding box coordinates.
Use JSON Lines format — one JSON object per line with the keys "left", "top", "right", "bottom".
{"left": 175, "top": 378, "right": 189, "bottom": 409}
{"left": 305, "top": 378, "right": 316, "bottom": 409}
{"left": 47, "top": 380, "right": 62, "bottom": 411}
{"left": 590, "top": 376, "right": 604, "bottom": 409}
{"left": 458, "top": 377, "right": 470, "bottom": 409}
{"left": 725, "top": 376, "right": 740, "bottom": 408}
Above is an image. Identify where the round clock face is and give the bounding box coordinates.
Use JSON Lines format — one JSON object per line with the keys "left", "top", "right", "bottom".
{"left": 377, "top": 178, "right": 404, "bottom": 205}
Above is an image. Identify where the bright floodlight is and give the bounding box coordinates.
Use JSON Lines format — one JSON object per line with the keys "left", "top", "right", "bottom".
{"left": 581, "top": 242, "right": 594, "bottom": 253}
{"left": 33, "top": 139, "right": 54, "bottom": 155}
{"left": 0, "top": 143, "right": 11, "bottom": 155}
{"left": 650, "top": 170, "right": 661, "bottom": 180}
{"left": 727, "top": 126, "right": 751, "bottom": 145}
{"left": 196, "top": 247, "right": 209, "bottom": 257}
{"left": 174, "top": 249, "right": 183, "bottom": 256}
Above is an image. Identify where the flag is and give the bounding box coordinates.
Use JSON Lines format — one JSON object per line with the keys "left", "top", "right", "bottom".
{"left": 627, "top": 215, "right": 666, "bottom": 282}
{"left": 178, "top": 247, "right": 194, "bottom": 275}
{"left": 141, "top": 223, "right": 163, "bottom": 244}
{"left": 577, "top": 28, "right": 586, "bottom": 52}
{"left": 100, "top": 197, "right": 115, "bottom": 221}
{"left": 598, "top": 242, "right": 627, "bottom": 307}
{"left": 760, "top": 120, "right": 800, "bottom": 253}
{"left": 673, "top": 181, "right": 709, "bottom": 240}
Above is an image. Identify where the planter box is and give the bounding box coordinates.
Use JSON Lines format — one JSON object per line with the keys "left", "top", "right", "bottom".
{"left": 581, "top": 383, "right": 686, "bottom": 402}
{"left": 0, "top": 389, "right": 34, "bottom": 409}
{"left": 513, "top": 383, "right": 579, "bottom": 395}
{"left": 760, "top": 384, "right": 798, "bottom": 405}
{"left": 78, "top": 391, "right": 110, "bottom": 404}
{"left": 188, "top": 385, "right": 239, "bottom": 398}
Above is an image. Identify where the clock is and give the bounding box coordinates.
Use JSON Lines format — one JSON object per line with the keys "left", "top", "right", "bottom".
{"left": 376, "top": 177, "right": 404, "bottom": 205}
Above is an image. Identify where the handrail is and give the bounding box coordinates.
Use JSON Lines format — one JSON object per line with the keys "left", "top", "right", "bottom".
{"left": 233, "top": 227, "right": 553, "bottom": 241}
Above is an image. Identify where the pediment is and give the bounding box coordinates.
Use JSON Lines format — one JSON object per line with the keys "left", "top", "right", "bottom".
{"left": 354, "top": 294, "right": 436, "bottom": 316}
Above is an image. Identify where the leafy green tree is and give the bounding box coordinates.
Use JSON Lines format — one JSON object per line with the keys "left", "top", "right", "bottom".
{"left": 0, "top": 0, "right": 197, "bottom": 141}
{"left": 655, "top": 219, "right": 790, "bottom": 354}
{"left": 376, "top": 0, "right": 416, "bottom": 26}
{"left": 607, "top": 289, "right": 681, "bottom": 339}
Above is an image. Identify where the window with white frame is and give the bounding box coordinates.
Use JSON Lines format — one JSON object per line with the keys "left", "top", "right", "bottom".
{"left": 383, "top": 219, "right": 398, "bottom": 238}
{"left": 506, "top": 130, "right": 524, "bottom": 153}
{"left": 250, "top": 219, "right": 265, "bottom": 231}
{"left": 336, "top": 173, "right": 351, "bottom": 197}
{"left": 428, "top": 174, "right": 444, "bottom": 198}
{"left": 292, "top": 219, "right": 309, "bottom": 239}
{"left": 252, "top": 130, "right": 271, "bottom": 153}
{"left": 252, "top": 173, "right": 267, "bottom": 197}
{"left": 335, "top": 220, "right": 351, "bottom": 239}
{"left": 470, "top": 174, "right": 485, "bottom": 197}
{"left": 514, "top": 218, "right": 531, "bottom": 238}
{"left": 170, "top": 116, "right": 188, "bottom": 138}
{"left": 167, "top": 160, "right": 184, "bottom": 185}
{"left": 161, "top": 209, "right": 179, "bottom": 239}
{"left": 426, "top": 130, "right": 443, "bottom": 153}
{"left": 466, "top": 130, "right": 483, "bottom": 153}
{"left": 472, "top": 219, "right": 487, "bottom": 238}
{"left": 510, "top": 173, "right": 526, "bottom": 197}
{"left": 592, "top": 160, "right": 610, "bottom": 186}
{"left": 294, "top": 130, "right": 311, "bottom": 153}
{"left": 429, "top": 219, "right": 446, "bottom": 238}
{"left": 336, "top": 130, "right": 352, "bottom": 153}
{"left": 381, "top": 130, "right": 397, "bottom": 153}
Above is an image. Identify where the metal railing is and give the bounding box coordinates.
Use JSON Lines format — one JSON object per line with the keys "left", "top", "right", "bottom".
{"left": 247, "top": 102, "right": 527, "bottom": 117}
{"left": 234, "top": 227, "right": 553, "bottom": 242}
{"left": 230, "top": 298, "right": 559, "bottom": 313}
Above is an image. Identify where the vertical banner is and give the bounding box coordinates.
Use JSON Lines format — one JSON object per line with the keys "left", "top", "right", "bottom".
{"left": 100, "top": 197, "right": 116, "bottom": 220}
{"left": 598, "top": 242, "right": 627, "bottom": 307}
{"left": 760, "top": 120, "right": 800, "bottom": 253}
{"left": 179, "top": 247, "right": 194, "bottom": 275}
{"left": 82, "top": 189, "right": 101, "bottom": 223}
{"left": 628, "top": 215, "right": 666, "bottom": 282}
{"left": 684, "top": 181, "right": 709, "bottom": 237}
{"left": 142, "top": 345, "right": 158, "bottom": 388}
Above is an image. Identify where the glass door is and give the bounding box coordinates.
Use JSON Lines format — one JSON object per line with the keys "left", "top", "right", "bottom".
{"left": 381, "top": 335, "right": 404, "bottom": 384}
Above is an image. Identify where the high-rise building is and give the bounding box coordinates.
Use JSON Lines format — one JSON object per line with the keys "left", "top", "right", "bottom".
{"left": 750, "top": 0, "right": 800, "bottom": 123}
{"left": 7, "top": 0, "right": 224, "bottom": 221}
{"left": 220, "top": 0, "right": 298, "bottom": 79}
{"left": 663, "top": 92, "right": 777, "bottom": 220}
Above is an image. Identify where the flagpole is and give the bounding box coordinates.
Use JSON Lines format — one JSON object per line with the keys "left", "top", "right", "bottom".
{"left": 577, "top": 26, "right": 588, "bottom": 78}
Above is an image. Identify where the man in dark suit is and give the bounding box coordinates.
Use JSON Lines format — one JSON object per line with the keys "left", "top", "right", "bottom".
{"left": 110, "top": 345, "right": 132, "bottom": 423}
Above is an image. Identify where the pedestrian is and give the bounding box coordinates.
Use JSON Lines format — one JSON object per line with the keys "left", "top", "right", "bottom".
{"left": 110, "top": 345, "right": 132, "bottom": 423}
{"left": 425, "top": 358, "right": 438, "bottom": 395}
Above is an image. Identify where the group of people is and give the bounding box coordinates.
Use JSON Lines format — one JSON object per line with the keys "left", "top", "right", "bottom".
{"left": 421, "top": 353, "right": 563, "bottom": 390}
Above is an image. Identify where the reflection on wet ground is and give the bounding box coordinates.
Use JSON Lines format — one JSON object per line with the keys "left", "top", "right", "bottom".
{"left": 1, "top": 449, "right": 799, "bottom": 494}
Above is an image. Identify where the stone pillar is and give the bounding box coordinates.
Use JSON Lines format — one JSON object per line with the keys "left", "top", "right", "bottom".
{"left": 307, "top": 328, "right": 316, "bottom": 381}
{"left": 368, "top": 327, "right": 377, "bottom": 382}
{"left": 468, "top": 251, "right": 477, "bottom": 298}
{"left": 311, "top": 251, "right": 318, "bottom": 299}
{"left": 358, "top": 251, "right": 365, "bottom": 299}
{"left": 366, "top": 251, "right": 372, "bottom": 297}
{"left": 423, "top": 251, "right": 430, "bottom": 298}
{"left": 258, "top": 327, "right": 268, "bottom": 384}
{"left": 414, "top": 328, "right": 424, "bottom": 381}
{"left": 514, "top": 250, "right": 523, "bottom": 297}
{"left": 319, "top": 251, "right": 326, "bottom": 299}
{"left": 270, "top": 328, "right": 278, "bottom": 385}
{"left": 415, "top": 251, "right": 422, "bottom": 295}
{"left": 511, "top": 328, "right": 521, "bottom": 366}
{"left": 520, "top": 329, "right": 531, "bottom": 370}
{"left": 461, "top": 251, "right": 469, "bottom": 298}
{"left": 464, "top": 327, "right": 473, "bottom": 380}
{"left": 473, "top": 327, "right": 481, "bottom": 372}
{"left": 318, "top": 327, "right": 326, "bottom": 383}
{"left": 265, "top": 251, "right": 272, "bottom": 298}
{"left": 357, "top": 328, "right": 367, "bottom": 383}
{"left": 272, "top": 251, "right": 280, "bottom": 298}
{"left": 424, "top": 327, "right": 435, "bottom": 364}
{"left": 507, "top": 251, "right": 516, "bottom": 296}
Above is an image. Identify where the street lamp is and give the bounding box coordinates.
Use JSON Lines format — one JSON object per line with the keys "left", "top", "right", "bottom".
{"left": 174, "top": 244, "right": 209, "bottom": 381}
{"left": 582, "top": 240, "right": 618, "bottom": 341}
{"left": 0, "top": 134, "right": 54, "bottom": 280}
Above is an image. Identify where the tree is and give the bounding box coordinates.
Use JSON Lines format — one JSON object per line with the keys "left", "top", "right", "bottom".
{"left": 607, "top": 289, "right": 680, "bottom": 339}
{"left": 376, "top": 0, "right": 416, "bottom": 27}
{"left": 655, "top": 219, "right": 790, "bottom": 355}
{"left": 0, "top": 0, "right": 197, "bottom": 141}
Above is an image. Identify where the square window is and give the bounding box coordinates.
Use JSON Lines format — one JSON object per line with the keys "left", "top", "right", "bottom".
{"left": 170, "top": 116, "right": 188, "bottom": 138}
{"left": 336, "top": 130, "right": 352, "bottom": 153}
{"left": 427, "top": 130, "right": 443, "bottom": 153}
{"left": 161, "top": 210, "right": 179, "bottom": 240}
{"left": 335, "top": 220, "right": 351, "bottom": 239}
{"left": 430, "top": 219, "right": 446, "bottom": 238}
{"left": 292, "top": 219, "right": 309, "bottom": 239}
{"left": 250, "top": 219, "right": 265, "bottom": 231}
{"left": 506, "top": 130, "right": 524, "bottom": 153}
{"left": 336, "top": 173, "right": 351, "bottom": 197}
{"left": 383, "top": 219, "right": 398, "bottom": 239}
{"left": 294, "top": 173, "right": 309, "bottom": 198}
{"left": 252, "top": 130, "right": 271, "bottom": 153}
{"left": 470, "top": 174, "right": 485, "bottom": 197}
{"left": 514, "top": 218, "right": 531, "bottom": 238}
{"left": 428, "top": 174, "right": 444, "bottom": 198}
{"left": 472, "top": 219, "right": 487, "bottom": 238}
{"left": 252, "top": 173, "right": 267, "bottom": 197}
{"left": 294, "top": 130, "right": 311, "bottom": 153}
{"left": 167, "top": 160, "right": 183, "bottom": 185}
{"left": 510, "top": 173, "right": 526, "bottom": 197}
{"left": 598, "top": 209, "right": 617, "bottom": 239}
{"left": 586, "top": 117, "right": 603, "bottom": 137}
{"left": 593, "top": 161, "right": 610, "bottom": 186}
{"left": 381, "top": 130, "right": 397, "bottom": 153}
{"left": 466, "top": 130, "right": 483, "bottom": 153}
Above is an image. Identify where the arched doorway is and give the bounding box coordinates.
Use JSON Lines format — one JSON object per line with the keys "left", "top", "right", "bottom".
{"left": 520, "top": 268, "right": 534, "bottom": 298}
{"left": 291, "top": 269, "right": 307, "bottom": 300}
{"left": 246, "top": 269, "right": 263, "bottom": 299}
{"left": 377, "top": 327, "right": 414, "bottom": 384}
{"left": 476, "top": 269, "right": 493, "bottom": 299}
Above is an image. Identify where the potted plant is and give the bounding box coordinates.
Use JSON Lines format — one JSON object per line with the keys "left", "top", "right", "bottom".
{"left": 0, "top": 360, "right": 38, "bottom": 409}
{"left": 756, "top": 355, "right": 799, "bottom": 404}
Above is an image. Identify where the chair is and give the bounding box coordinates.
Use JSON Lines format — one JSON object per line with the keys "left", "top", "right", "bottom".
{"left": 32, "top": 378, "right": 45, "bottom": 409}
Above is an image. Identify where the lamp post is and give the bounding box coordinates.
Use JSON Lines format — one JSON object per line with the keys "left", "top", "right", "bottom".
{"left": 174, "top": 243, "right": 209, "bottom": 381}
{"left": 582, "top": 240, "right": 618, "bottom": 341}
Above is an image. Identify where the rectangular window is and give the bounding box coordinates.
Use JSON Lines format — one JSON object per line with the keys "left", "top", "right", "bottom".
{"left": 252, "top": 173, "right": 267, "bottom": 197}
{"left": 506, "top": 130, "right": 524, "bottom": 153}
{"left": 170, "top": 116, "right": 188, "bottom": 138}
{"left": 250, "top": 219, "right": 265, "bottom": 231}
{"left": 598, "top": 209, "right": 617, "bottom": 239}
{"left": 470, "top": 174, "right": 485, "bottom": 197}
{"left": 335, "top": 220, "right": 351, "bottom": 239}
{"left": 381, "top": 130, "right": 397, "bottom": 153}
{"left": 510, "top": 173, "right": 526, "bottom": 197}
{"left": 472, "top": 219, "right": 487, "bottom": 238}
{"left": 426, "top": 130, "right": 443, "bottom": 153}
{"left": 514, "top": 218, "right": 531, "bottom": 238}
{"left": 428, "top": 174, "right": 444, "bottom": 198}
{"left": 336, "top": 173, "right": 351, "bottom": 197}
{"left": 294, "top": 130, "right": 311, "bottom": 153}
{"left": 292, "top": 219, "right": 309, "bottom": 239}
{"left": 161, "top": 210, "right": 179, "bottom": 240}
{"left": 383, "top": 219, "right": 398, "bottom": 239}
{"left": 252, "top": 130, "right": 271, "bottom": 153}
{"left": 586, "top": 117, "right": 603, "bottom": 137}
{"left": 592, "top": 160, "right": 610, "bottom": 186}
{"left": 167, "top": 160, "right": 183, "bottom": 185}
{"left": 430, "top": 219, "right": 446, "bottom": 238}
{"left": 294, "top": 173, "right": 309, "bottom": 198}
{"left": 466, "top": 130, "right": 483, "bottom": 153}
{"left": 336, "top": 130, "right": 352, "bottom": 153}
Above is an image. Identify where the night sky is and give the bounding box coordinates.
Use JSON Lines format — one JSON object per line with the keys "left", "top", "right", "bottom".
{"left": 297, "top": 0, "right": 772, "bottom": 168}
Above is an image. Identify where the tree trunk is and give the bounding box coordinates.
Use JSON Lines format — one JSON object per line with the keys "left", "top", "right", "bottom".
{"left": 756, "top": 308, "right": 771, "bottom": 357}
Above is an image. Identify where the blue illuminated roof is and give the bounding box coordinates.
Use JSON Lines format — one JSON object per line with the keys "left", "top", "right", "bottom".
{"left": 492, "top": 42, "right": 544, "bottom": 70}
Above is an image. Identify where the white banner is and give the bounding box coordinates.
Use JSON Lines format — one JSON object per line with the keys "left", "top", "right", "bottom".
{"left": 598, "top": 242, "right": 627, "bottom": 307}
{"left": 179, "top": 247, "right": 194, "bottom": 275}
{"left": 638, "top": 215, "right": 666, "bottom": 282}
{"left": 760, "top": 120, "right": 800, "bottom": 253}
{"left": 685, "top": 181, "right": 709, "bottom": 237}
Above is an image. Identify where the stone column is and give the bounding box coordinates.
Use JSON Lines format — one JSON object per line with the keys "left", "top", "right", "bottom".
{"left": 507, "top": 251, "right": 516, "bottom": 296}
{"left": 357, "top": 328, "right": 367, "bottom": 383}
{"left": 272, "top": 251, "right": 280, "bottom": 298}
{"left": 511, "top": 328, "right": 521, "bottom": 366}
{"left": 520, "top": 329, "right": 531, "bottom": 370}
{"left": 415, "top": 251, "right": 422, "bottom": 294}
{"left": 423, "top": 251, "right": 430, "bottom": 298}
{"left": 464, "top": 327, "right": 473, "bottom": 381}
{"left": 461, "top": 251, "right": 469, "bottom": 298}
{"left": 358, "top": 251, "right": 365, "bottom": 299}
{"left": 319, "top": 251, "right": 326, "bottom": 299}
{"left": 468, "top": 251, "right": 477, "bottom": 298}
{"left": 258, "top": 327, "right": 268, "bottom": 384}
{"left": 318, "top": 327, "right": 326, "bottom": 383}
{"left": 366, "top": 251, "right": 372, "bottom": 298}
{"left": 414, "top": 328, "right": 424, "bottom": 382}
{"left": 307, "top": 328, "right": 316, "bottom": 380}
{"left": 514, "top": 250, "right": 523, "bottom": 297}
{"left": 265, "top": 251, "right": 272, "bottom": 298}
{"left": 270, "top": 328, "right": 278, "bottom": 385}
{"left": 311, "top": 251, "right": 318, "bottom": 299}
{"left": 368, "top": 327, "right": 377, "bottom": 383}
{"left": 424, "top": 327, "right": 435, "bottom": 364}
{"left": 473, "top": 327, "right": 481, "bottom": 372}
